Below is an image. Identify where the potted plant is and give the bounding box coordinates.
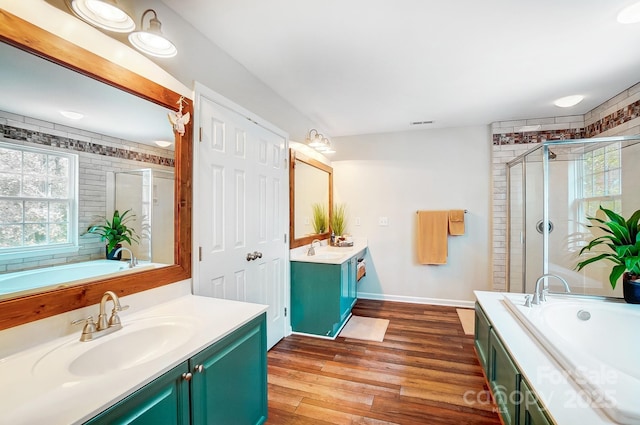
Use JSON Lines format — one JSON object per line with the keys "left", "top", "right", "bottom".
{"left": 576, "top": 205, "right": 640, "bottom": 304}
{"left": 87, "top": 209, "right": 139, "bottom": 260}
{"left": 311, "top": 203, "right": 328, "bottom": 234}
{"left": 330, "top": 203, "right": 347, "bottom": 241}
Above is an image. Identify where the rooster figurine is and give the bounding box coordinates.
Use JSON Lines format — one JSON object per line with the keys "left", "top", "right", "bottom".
{"left": 168, "top": 96, "right": 190, "bottom": 136}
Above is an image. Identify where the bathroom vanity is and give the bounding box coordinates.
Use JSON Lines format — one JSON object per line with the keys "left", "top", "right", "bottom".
{"left": 474, "top": 291, "right": 629, "bottom": 425}
{"left": 290, "top": 242, "right": 367, "bottom": 338}
{"left": 0, "top": 291, "right": 268, "bottom": 425}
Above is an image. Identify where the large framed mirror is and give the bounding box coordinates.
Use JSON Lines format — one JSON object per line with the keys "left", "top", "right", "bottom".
{"left": 0, "top": 10, "right": 192, "bottom": 330}
{"left": 289, "top": 149, "right": 333, "bottom": 248}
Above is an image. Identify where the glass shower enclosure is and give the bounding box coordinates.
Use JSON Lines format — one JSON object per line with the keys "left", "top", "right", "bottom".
{"left": 114, "top": 169, "right": 174, "bottom": 264}
{"left": 506, "top": 134, "right": 640, "bottom": 298}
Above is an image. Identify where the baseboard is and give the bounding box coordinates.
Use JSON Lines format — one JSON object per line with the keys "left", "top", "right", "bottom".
{"left": 357, "top": 292, "right": 475, "bottom": 309}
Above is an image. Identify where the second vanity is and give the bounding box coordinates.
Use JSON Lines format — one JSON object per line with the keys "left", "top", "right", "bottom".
{"left": 0, "top": 286, "right": 268, "bottom": 425}
{"left": 290, "top": 240, "right": 367, "bottom": 338}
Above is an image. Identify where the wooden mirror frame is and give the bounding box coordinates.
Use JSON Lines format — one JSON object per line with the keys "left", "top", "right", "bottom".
{"left": 289, "top": 149, "right": 333, "bottom": 248}
{"left": 0, "top": 10, "right": 192, "bottom": 330}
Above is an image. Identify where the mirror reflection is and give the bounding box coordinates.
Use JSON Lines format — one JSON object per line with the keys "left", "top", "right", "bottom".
{"left": 293, "top": 161, "right": 330, "bottom": 239}
{"left": 0, "top": 40, "right": 176, "bottom": 301}
{"left": 289, "top": 150, "right": 333, "bottom": 248}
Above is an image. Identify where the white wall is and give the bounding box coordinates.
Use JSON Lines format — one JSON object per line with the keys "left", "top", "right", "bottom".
{"left": 331, "top": 126, "right": 492, "bottom": 305}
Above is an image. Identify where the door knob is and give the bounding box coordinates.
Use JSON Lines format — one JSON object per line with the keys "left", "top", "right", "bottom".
{"left": 246, "top": 252, "right": 257, "bottom": 261}
{"left": 253, "top": 251, "right": 262, "bottom": 259}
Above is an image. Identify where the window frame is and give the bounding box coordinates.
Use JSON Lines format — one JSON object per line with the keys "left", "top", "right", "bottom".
{"left": 0, "top": 140, "right": 79, "bottom": 260}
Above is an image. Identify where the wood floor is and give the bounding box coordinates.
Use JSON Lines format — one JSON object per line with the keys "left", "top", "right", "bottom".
{"left": 266, "top": 299, "right": 501, "bottom": 425}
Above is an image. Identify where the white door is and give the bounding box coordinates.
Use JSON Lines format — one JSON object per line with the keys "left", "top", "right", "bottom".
{"left": 194, "top": 86, "right": 287, "bottom": 349}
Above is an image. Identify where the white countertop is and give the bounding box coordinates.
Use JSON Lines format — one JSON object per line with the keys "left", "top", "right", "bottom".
{"left": 0, "top": 294, "right": 267, "bottom": 425}
{"left": 290, "top": 239, "right": 368, "bottom": 264}
{"left": 475, "top": 291, "right": 617, "bottom": 424}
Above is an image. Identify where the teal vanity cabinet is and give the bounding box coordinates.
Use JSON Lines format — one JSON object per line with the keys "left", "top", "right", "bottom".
{"left": 85, "top": 314, "right": 267, "bottom": 425}
{"left": 291, "top": 256, "right": 358, "bottom": 337}
{"left": 85, "top": 362, "right": 191, "bottom": 425}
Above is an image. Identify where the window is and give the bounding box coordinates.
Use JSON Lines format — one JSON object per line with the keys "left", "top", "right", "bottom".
{"left": 0, "top": 142, "right": 78, "bottom": 256}
{"left": 579, "top": 142, "right": 622, "bottom": 217}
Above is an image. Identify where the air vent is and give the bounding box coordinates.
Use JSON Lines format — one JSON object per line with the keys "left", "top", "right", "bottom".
{"left": 410, "top": 120, "right": 434, "bottom": 126}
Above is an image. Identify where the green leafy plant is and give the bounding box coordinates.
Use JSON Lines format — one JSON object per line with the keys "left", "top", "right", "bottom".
{"left": 330, "top": 203, "right": 347, "bottom": 236}
{"left": 311, "top": 203, "right": 328, "bottom": 234}
{"left": 576, "top": 206, "right": 640, "bottom": 289}
{"left": 87, "top": 209, "right": 140, "bottom": 253}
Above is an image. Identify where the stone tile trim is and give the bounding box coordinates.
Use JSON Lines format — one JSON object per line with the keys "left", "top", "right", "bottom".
{"left": 492, "top": 98, "right": 640, "bottom": 145}
{"left": 0, "top": 124, "right": 175, "bottom": 167}
{"left": 492, "top": 128, "right": 585, "bottom": 145}
{"left": 584, "top": 99, "right": 640, "bottom": 138}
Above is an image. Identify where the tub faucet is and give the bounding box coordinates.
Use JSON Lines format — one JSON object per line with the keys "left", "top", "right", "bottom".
{"left": 531, "top": 274, "right": 571, "bottom": 305}
{"left": 114, "top": 246, "right": 137, "bottom": 268}
{"left": 307, "top": 239, "right": 321, "bottom": 256}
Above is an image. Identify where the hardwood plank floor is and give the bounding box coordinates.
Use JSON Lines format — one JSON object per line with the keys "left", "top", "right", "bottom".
{"left": 267, "top": 299, "right": 501, "bottom": 425}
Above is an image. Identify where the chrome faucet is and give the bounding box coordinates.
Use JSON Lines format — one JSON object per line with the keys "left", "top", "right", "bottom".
{"left": 531, "top": 273, "right": 571, "bottom": 306}
{"left": 72, "top": 290, "right": 129, "bottom": 341}
{"left": 307, "top": 239, "right": 321, "bottom": 256}
{"left": 114, "top": 246, "right": 137, "bottom": 268}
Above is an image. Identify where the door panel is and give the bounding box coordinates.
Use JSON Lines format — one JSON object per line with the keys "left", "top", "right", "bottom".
{"left": 195, "top": 90, "right": 287, "bottom": 349}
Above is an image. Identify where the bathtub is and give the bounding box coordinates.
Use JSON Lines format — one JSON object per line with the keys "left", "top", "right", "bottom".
{"left": 0, "top": 260, "right": 152, "bottom": 298}
{"left": 503, "top": 294, "right": 640, "bottom": 424}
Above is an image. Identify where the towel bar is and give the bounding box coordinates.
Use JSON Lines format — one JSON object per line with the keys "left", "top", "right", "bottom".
{"left": 416, "top": 209, "right": 468, "bottom": 214}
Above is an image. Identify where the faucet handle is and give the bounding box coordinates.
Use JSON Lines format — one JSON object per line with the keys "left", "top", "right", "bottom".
{"left": 523, "top": 295, "right": 532, "bottom": 307}
{"left": 108, "top": 305, "right": 129, "bottom": 326}
{"left": 72, "top": 316, "right": 97, "bottom": 339}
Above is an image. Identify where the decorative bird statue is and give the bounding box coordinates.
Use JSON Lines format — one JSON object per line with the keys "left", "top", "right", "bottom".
{"left": 168, "top": 96, "right": 190, "bottom": 136}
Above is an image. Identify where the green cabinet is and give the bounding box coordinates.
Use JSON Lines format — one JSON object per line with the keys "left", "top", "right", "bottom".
{"left": 475, "top": 303, "right": 555, "bottom": 425}
{"left": 519, "top": 379, "right": 552, "bottom": 425}
{"left": 85, "top": 313, "right": 267, "bottom": 425}
{"left": 291, "top": 257, "right": 358, "bottom": 337}
{"left": 85, "top": 362, "right": 191, "bottom": 425}
{"left": 488, "top": 328, "right": 521, "bottom": 425}
{"left": 474, "top": 302, "right": 491, "bottom": 372}
{"left": 191, "top": 314, "right": 267, "bottom": 425}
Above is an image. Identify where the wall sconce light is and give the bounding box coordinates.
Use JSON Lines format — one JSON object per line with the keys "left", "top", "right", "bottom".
{"left": 128, "top": 9, "right": 178, "bottom": 58}
{"left": 305, "top": 129, "right": 335, "bottom": 154}
{"left": 66, "top": 2, "right": 177, "bottom": 58}
{"left": 68, "top": 0, "right": 135, "bottom": 32}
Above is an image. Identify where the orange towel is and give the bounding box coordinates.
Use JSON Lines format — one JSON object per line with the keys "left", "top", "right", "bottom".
{"left": 417, "top": 210, "right": 449, "bottom": 265}
{"left": 448, "top": 210, "right": 465, "bottom": 236}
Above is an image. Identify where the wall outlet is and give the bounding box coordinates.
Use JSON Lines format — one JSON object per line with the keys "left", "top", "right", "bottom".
{"left": 378, "top": 217, "right": 389, "bottom": 226}
{"left": 355, "top": 217, "right": 361, "bottom": 226}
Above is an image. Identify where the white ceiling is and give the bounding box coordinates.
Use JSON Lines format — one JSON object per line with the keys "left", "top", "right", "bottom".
{"left": 162, "top": 0, "right": 640, "bottom": 137}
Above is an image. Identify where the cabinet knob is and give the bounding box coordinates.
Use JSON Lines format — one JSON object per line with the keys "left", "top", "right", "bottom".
{"left": 194, "top": 364, "right": 204, "bottom": 373}
{"left": 182, "top": 372, "right": 193, "bottom": 381}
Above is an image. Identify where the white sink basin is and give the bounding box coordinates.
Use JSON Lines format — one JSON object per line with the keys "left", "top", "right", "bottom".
{"left": 33, "top": 317, "right": 197, "bottom": 378}
{"left": 311, "top": 253, "right": 344, "bottom": 260}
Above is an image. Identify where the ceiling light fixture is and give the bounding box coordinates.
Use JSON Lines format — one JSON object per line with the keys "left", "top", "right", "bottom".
{"left": 128, "top": 9, "right": 178, "bottom": 58}
{"left": 59, "top": 110, "right": 84, "bottom": 120}
{"left": 68, "top": 0, "right": 135, "bottom": 33}
{"left": 553, "top": 95, "right": 584, "bottom": 108}
{"left": 154, "top": 140, "right": 173, "bottom": 148}
{"left": 617, "top": 2, "right": 640, "bottom": 24}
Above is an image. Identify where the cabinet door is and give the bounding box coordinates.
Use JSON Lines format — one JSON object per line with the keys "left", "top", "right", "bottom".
{"left": 520, "top": 379, "right": 552, "bottom": 425}
{"left": 85, "top": 362, "right": 190, "bottom": 425}
{"left": 190, "top": 314, "right": 267, "bottom": 425}
{"left": 489, "top": 328, "right": 520, "bottom": 425}
{"left": 291, "top": 262, "right": 341, "bottom": 336}
{"left": 474, "top": 302, "right": 491, "bottom": 373}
